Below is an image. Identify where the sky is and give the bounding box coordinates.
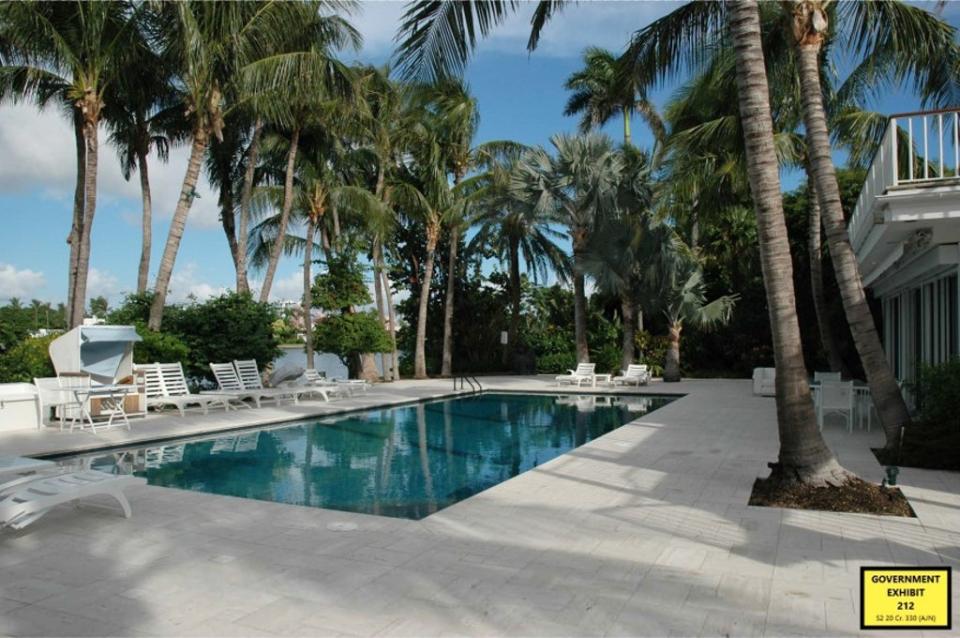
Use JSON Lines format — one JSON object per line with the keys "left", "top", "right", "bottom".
{"left": 0, "top": 0, "right": 956, "bottom": 307}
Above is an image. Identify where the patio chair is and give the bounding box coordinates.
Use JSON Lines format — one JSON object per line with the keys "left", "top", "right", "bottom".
{"left": 205, "top": 363, "right": 295, "bottom": 408}
{"left": 814, "top": 371, "right": 842, "bottom": 383}
{"left": 752, "top": 367, "right": 776, "bottom": 396}
{"left": 612, "top": 364, "right": 650, "bottom": 387}
{"left": 33, "top": 376, "right": 89, "bottom": 431}
{"left": 302, "top": 369, "right": 357, "bottom": 397}
{"left": 136, "top": 363, "right": 237, "bottom": 416}
{"left": 817, "top": 380, "right": 854, "bottom": 432}
{"left": 555, "top": 363, "right": 596, "bottom": 387}
{"left": 233, "top": 360, "right": 319, "bottom": 403}
{"left": 0, "top": 470, "right": 146, "bottom": 531}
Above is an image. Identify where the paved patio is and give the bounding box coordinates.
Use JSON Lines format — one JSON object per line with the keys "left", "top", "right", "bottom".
{"left": 0, "top": 377, "right": 957, "bottom": 637}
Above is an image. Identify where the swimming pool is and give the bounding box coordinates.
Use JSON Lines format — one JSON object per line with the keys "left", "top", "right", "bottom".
{"left": 63, "top": 392, "right": 675, "bottom": 520}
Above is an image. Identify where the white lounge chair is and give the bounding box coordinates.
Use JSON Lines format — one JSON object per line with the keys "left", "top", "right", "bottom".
{"left": 302, "top": 369, "right": 359, "bottom": 397}
{"left": 137, "top": 363, "right": 237, "bottom": 416}
{"left": 555, "top": 363, "right": 596, "bottom": 387}
{"left": 752, "top": 367, "right": 776, "bottom": 396}
{"left": 204, "top": 363, "right": 296, "bottom": 408}
{"left": 233, "top": 359, "right": 321, "bottom": 403}
{"left": 818, "top": 380, "right": 854, "bottom": 432}
{"left": 612, "top": 364, "right": 650, "bottom": 387}
{"left": 0, "top": 470, "right": 146, "bottom": 531}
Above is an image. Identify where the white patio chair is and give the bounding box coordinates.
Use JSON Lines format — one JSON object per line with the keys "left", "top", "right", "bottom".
{"left": 233, "top": 360, "right": 317, "bottom": 403}
{"left": 752, "top": 367, "right": 776, "bottom": 396}
{"left": 204, "top": 363, "right": 289, "bottom": 408}
{"left": 612, "top": 364, "right": 650, "bottom": 387}
{"left": 137, "top": 363, "right": 237, "bottom": 416}
{"left": 817, "top": 380, "right": 854, "bottom": 432}
{"left": 555, "top": 363, "right": 596, "bottom": 387}
{"left": 33, "top": 376, "right": 91, "bottom": 431}
{"left": 302, "top": 369, "right": 354, "bottom": 398}
{"left": 814, "top": 371, "right": 842, "bottom": 383}
{"left": 0, "top": 470, "right": 146, "bottom": 531}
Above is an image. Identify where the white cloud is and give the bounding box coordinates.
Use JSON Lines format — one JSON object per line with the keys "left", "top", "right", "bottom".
{"left": 166, "top": 262, "right": 228, "bottom": 303}
{"left": 267, "top": 269, "right": 306, "bottom": 303}
{"left": 0, "top": 263, "right": 46, "bottom": 301}
{"left": 0, "top": 103, "right": 220, "bottom": 230}
{"left": 85, "top": 267, "right": 123, "bottom": 303}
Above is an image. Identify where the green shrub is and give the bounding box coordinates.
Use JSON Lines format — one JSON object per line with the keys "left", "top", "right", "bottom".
{"left": 635, "top": 330, "right": 669, "bottom": 377}
{"left": 314, "top": 311, "right": 391, "bottom": 367}
{"left": 132, "top": 323, "right": 190, "bottom": 365}
{"left": 0, "top": 333, "right": 58, "bottom": 382}
{"left": 536, "top": 351, "right": 577, "bottom": 374}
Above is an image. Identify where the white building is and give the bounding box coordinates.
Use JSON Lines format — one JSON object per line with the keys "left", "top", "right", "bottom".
{"left": 849, "top": 108, "right": 960, "bottom": 389}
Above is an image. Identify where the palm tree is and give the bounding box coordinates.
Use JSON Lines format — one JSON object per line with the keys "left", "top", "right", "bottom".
{"left": 104, "top": 35, "right": 182, "bottom": 295}
{"left": 147, "top": 1, "right": 360, "bottom": 329}
{"left": 514, "top": 133, "right": 622, "bottom": 363}
{"left": 655, "top": 250, "right": 737, "bottom": 382}
{"left": 469, "top": 147, "right": 571, "bottom": 358}
{"left": 564, "top": 47, "right": 664, "bottom": 148}
{"left": 1, "top": 1, "right": 138, "bottom": 327}
{"left": 786, "top": 0, "right": 956, "bottom": 451}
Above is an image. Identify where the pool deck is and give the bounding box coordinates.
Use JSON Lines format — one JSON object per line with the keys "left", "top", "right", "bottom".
{"left": 0, "top": 376, "right": 957, "bottom": 637}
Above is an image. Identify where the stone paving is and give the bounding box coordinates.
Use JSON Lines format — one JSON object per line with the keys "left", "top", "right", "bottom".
{"left": 0, "top": 377, "right": 957, "bottom": 637}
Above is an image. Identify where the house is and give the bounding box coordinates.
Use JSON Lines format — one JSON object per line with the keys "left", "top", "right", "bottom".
{"left": 849, "top": 108, "right": 960, "bottom": 390}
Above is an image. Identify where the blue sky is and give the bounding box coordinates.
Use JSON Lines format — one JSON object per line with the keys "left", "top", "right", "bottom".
{"left": 0, "top": 1, "right": 955, "bottom": 307}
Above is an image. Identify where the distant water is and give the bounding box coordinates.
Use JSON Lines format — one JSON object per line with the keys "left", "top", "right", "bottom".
{"left": 273, "top": 345, "right": 385, "bottom": 380}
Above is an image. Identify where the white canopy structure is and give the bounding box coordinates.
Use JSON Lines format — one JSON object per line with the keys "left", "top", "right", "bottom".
{"left": 49, "top": 325, "right": 142, "bottom": 384}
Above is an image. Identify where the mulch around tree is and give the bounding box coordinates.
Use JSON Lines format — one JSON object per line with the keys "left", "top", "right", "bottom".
{"left": 749, "top": 476, "right": 915, "bottom": 517}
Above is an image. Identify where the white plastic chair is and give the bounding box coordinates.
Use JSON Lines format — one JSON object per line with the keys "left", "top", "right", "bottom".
{"left": 233, "top": 360, "right": 316, "bottom": 403}
{"left": 33, "top": 376, "right": 91, "bottom": 431}
{"left": 814, "top": 371, "right": 842, "bottom": 383}
{"left": 817, "top": 380, "right": 854, "bottom": 432}
{"left": 556, "top": 363, "right": 596, "bottom": 387}
{"left": 136, "top": 363, "right": 236, "bottom": 416}
{"left": 612, "top": 364, "right": 650, "bottom": 387}
{"left": 752, "top": 368, "right": 775, "bottom": 396}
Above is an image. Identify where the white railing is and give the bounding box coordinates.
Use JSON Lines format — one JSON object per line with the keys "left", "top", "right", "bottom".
{"left": 848, "top": 108, "right": 960, "bottom": 251}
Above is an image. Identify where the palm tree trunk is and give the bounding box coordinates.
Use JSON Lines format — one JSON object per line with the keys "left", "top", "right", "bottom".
{"left": 663, "top": 320, "right": 682, "bottom": 382}
{"left": 72, "top": 107, "right": 100, "bottom": 328}
{"left": 303, "top": 215, "right": 316, "bottom": 370}
{"left": 383, "top": 267, "right": 400, "bottom": 381}
{"left": 236, "top": 117, "right": 263, "bottom": 295}
{"left": 440, "top": 228, "right": 458, "bottom": 376}
{"left": 148, "top": 130, "right": 210, "bottom": 330}
{"left": 729, "top": 0, "right": 849, "bottom": 486}
{"left": 414, "top": 223, "right": 439, "bottom": 379}
{"left": 621, "top": 296, "right": 636, "bottom": 372}
{"left": 507, "top": 236, "right": 521, "bottom": 367}
{"left": 795, "top": 32, "right": 911, "bottom": 452}
{"left": 807, "top": 176, "right": 843, "bottom": 373}
{"left": 622, "top": 105, "right": 632, "bottom": 146}
{"left": 219, "top": 183, "right": 239, "bottom": 277}
{"left": 572, "top": 234, "right": 590, "bottom": 363}
{"left": 136, "top": 149, "right": 152, "bottom": 294}
{"left": 67, "top": 111, "right": 85, "bottom": 327}
{"left": 259, "top": 126, "right": 300, "bottom": 303}
{"left": 372, "top": 239, "right": 389, "bottom": 380}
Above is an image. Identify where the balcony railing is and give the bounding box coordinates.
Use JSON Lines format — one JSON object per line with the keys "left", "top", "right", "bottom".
{"left": 848, "top": 108, "right": 960, "bottom": 251}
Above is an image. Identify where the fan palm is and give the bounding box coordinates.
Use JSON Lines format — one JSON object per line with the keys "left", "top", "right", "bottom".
{"left": 147, "top": 0, "right": 360, "bottom": 329}
{"left": 514, "top": 133, "right": 622, "bottom": 363}
{"left": 1, "top": 1, "right": 139, "bottom": 327}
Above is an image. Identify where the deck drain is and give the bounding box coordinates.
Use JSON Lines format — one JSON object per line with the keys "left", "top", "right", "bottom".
{"left": 327, "top": 521, "right": 358, "bottom": 532}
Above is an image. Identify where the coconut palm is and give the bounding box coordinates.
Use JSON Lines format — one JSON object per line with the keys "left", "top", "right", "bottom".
{"left": 147, "top": 0, "right": 360, "bottom": 329}
{"left": 1, "top": 1, "right": 139, "bottom": 326}
{"left": 514, "top": 133, "right": 622, "bottom": 363}
{"left": 564, "top": 47, "right": 664, "bottom": 149}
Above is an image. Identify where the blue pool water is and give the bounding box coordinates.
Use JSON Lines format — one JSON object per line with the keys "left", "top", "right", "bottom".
{"left": 69, "top": 393, "right": 675, "bottom": 520}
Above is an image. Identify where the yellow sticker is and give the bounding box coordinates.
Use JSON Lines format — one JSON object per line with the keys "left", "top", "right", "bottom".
{"left": 861, "top": 567, "right": 952, "bottom": 630}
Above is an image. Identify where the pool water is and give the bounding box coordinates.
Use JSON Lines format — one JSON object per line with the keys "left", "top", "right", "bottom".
{"left": 71, "top": 392, "right": 675, "bottom": 520}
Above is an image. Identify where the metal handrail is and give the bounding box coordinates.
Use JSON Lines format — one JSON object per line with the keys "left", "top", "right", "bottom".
{"left": 453, "top": 375, "right": 482, "bottom": 392}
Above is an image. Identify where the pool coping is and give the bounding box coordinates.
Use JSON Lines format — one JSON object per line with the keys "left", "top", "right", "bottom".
{"left": 38, "top": 387, "right": 686, "bottom": 460}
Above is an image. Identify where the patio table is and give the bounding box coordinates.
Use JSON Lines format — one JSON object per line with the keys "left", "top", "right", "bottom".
{"left": 592, "top": 374, "right": 612, "bottom": 388}
{"left": 70, "top": 384, "right": 137, "bottom": 433}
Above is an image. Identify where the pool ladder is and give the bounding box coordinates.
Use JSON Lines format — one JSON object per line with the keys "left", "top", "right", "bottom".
{"left": 454, "top": 375, "right": 482, "bottom": 393}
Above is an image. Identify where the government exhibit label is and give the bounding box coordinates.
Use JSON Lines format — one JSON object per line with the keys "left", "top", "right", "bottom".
{"left": 861, "top": 567, "right": 952, "bottom": 630}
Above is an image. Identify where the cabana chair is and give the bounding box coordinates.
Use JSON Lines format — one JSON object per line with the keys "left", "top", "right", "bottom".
{"left": 611, "top": 364, "right": 650, "bottom": 387}
{"left": 302, "top": 369, "right": 361, "bottom": 397}
{"left": 0, "top": 470, "right": 146, "bottom": 531}
{"left": 752, "top": 367, "right": 776, "bottom": 396}
{"left": 817, "top": 380, "right": 855, "bottom": 432}
{"left": 232, "top": 360, "right": 322, "bottom": 403}
{"left": 555, "top": 363, "right": 597, "bottom": 387}
{"left": 137, "top": 363, "right": 237, "bottom": 416}
{"left": 205, "top": 363, "right": 297, "bottom": 408}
